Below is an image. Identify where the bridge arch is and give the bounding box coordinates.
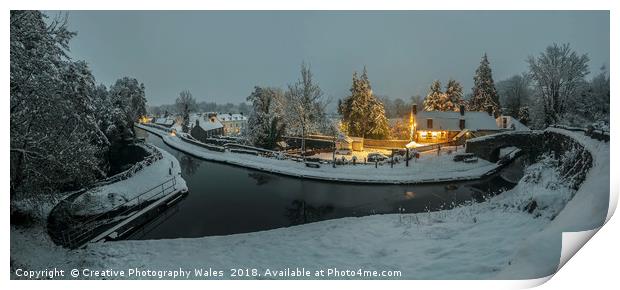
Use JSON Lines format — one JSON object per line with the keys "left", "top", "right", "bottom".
{"left": 465, "top": 131, "right": 543, "bottom": 162}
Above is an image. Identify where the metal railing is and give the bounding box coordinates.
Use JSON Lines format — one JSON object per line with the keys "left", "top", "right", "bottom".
{"left": 50, "top": 175, "right": 178, "bottom": 249}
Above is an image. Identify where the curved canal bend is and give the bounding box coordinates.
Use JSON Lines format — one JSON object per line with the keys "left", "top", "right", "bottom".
{"left": 129, "top": 128, "right": 526, "bottom": 240}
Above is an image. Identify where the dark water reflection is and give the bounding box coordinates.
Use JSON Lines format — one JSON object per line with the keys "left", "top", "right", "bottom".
{"left": 130, "top": 128, "right": 524, "bottom": 240}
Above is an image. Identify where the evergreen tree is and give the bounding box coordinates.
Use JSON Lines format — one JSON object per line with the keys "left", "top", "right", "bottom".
{"left": 518, "top": 106, "right": 530, "bottom": 126}
{"left": 423, "top": 80, "right": 444, "bottom": 111}
{"left": 445, "top": 79, "right": 464, "bottom": 111}
{"left": 468, "top": 53, "right": 501, "bottom": 116}
{"left": 246, "top": 86, "right": 286, "bottom": 149}
{"left": 339, "top": 67, "right": 390, "bottom": 139}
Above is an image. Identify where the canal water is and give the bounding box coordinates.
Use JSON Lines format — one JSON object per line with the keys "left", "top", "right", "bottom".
{"left": 129, "top": 128, "right": 525, "bottom": 240}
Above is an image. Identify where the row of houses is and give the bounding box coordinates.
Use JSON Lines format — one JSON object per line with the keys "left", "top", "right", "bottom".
{"left": 152, "top": 112, "right": 248, "bottom": 141}
{"left": 150, "top": 105, "right": 527, "bottom": 150}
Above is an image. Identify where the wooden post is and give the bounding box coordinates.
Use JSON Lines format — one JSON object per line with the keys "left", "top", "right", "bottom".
{"left": 332, "top": 136, "right": 336, "bottom": 168}
{"left": 406, "top": 148, "right": 409, "bottom": 167}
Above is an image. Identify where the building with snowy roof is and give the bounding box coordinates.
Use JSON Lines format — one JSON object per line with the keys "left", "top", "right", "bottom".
{"left": 412, "top": 104, "right": 524, "bottom": 144}
{"left": 496, "top": 115, "right": 530, "bottom": 131}
{"left": 190, "top": 112, "right": 224, "bottom": 142}
{"left": 153, "top": 117, "right": 175, "bottom": 128}
{"left": 217, "top": 113, "right": 248, "bottom": 136}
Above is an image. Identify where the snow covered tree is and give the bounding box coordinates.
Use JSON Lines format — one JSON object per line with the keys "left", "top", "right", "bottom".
{"left": 10, "top": 11, "right": 109, "bottom": 200}
{"left": 423, "top": 80, "right": 445, "bottom": 111}
{"left": 424, "top": 80, "right": 462, "bottom": 111}
{"left": 528, "top": 43, "right": 589, "bottom": 127}
{"left": 518, "top": 106, "right": 530, "bottom": 126}
{"left": 468, "top": 53, "right": 501, "bottom": 116}
{"left": 338, "top": 67, "right": 390, "bottom": 139}
{"left": 246, "top": 86, "right": 286, "bottom": 149}
{"left": 445, "top": 79, "right": 464, "bottom": 111}
{"left": 109, "top": 77, "right": 147, "bottom": 137}
{"left": 563, "top": 65, "right": 609, "bottom": 125}
{"left": 175, "top": 90, "right": 197, "bottom": 133}
{"left": 283, "top": 63, "right": 328, "bottom": 159}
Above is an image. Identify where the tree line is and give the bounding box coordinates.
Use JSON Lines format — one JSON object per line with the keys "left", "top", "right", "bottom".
{"left": 381, "top": 47, "right": 609, "bottom": 130}
{"left": 148, "top": 100, "right": 251, "bottom": 118}
{"left": 10, "top": 11, "right": 147, "bottom": 201}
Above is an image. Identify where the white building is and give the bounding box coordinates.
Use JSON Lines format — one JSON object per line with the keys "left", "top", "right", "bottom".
{"left": 496, "top": 115, "right": 530, "bottom": 131}
{"left": 217, "top": 113, "right": 248, "bottom": 136}
{"left": 412, "top": 104, "right": 529, "bottom": 143}
{"left": 153, "top": 117, "right": 175, "bottom": 128}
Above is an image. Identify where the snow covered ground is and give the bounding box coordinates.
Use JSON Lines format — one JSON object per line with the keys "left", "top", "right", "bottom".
{"left": 9, "top": 150, "right": 574, "bottom": 279}
{"left": 135, "top": 123, "right": 499, "bottom": 184}
{"left": 70, "top": 145, "right": 188, "bottom": 216}
{"left": 496, "top": 128, "right": 611, "bottom": 279}
{"left": 10, "top": 128, "right": 610, "bottom": 280}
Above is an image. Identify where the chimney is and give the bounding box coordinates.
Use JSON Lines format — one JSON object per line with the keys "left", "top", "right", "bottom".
{"left": 459, "top": 104, "right": 465, "bottom": 116}
{"left": 486, "top": 105, "right": 493, "bottom": 116}
{"left": 412, "top": 104, "right": 417, "bottom": 115}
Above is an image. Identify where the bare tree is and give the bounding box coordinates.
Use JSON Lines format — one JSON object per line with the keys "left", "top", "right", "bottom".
{"left": 528, "top": 43, "right": 589, "bottom": 126}
{"left": 175, "top": 90, "right": 196, "bottom": 133}
{"left": 284, "top": 62, "right": 327, "bottom": 161}
{"left": 497, "top": 73, "right": 532, "bottom": 117}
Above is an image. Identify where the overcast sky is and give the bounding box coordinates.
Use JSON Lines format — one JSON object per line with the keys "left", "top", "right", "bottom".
{"left": 62, "top": 11, "right": 609, "bottom": 107}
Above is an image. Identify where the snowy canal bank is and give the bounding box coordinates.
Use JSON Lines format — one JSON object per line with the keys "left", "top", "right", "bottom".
{"left": 46, "top": 143, "right": 188, "bottom": 248}
{"left": 134, "top": 123, "right": 503, "bottom": 184}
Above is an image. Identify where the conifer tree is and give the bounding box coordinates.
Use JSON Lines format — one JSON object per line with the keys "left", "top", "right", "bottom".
{"left": 445, "top": 79, "right": 464, "bottom": 111}
{"left": 339, "top": 67, "right": 390, "bottom": 139}
{"left": 468, "top": 53, "right": 500, "bottom": 115}
{"left": 423, "top": 80, "right": 444, "bottom": 111}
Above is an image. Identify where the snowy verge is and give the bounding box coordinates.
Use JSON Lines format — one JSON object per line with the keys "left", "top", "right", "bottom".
{"left": 70, "top": 145, "right": 187, "bottom": 216}
{"left": 135, "top": 123, "right": 501, "bottom": 184}
{"left": 10, "top": 154, "right": 571, "bottom": 279}
{"left": 496, "top": 128, "right": 610, "bottom": 279}
{"left": 72, "top": 152, "right": 574, "bottom": 280}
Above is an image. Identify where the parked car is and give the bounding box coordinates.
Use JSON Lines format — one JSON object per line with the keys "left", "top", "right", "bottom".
{"left": 463, "top": 156, "right": 479, "bottom": 163}
{"left": 453, "top": 153, "right": 475, "bottom": 162}
{"left": 367, "top": 153, "right": 388, "bottom": 163}
{"left": 305, "top": 162, "right": 321, "bottom": 168}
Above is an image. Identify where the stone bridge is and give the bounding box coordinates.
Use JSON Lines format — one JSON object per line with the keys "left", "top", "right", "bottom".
{"left": 465, "top": 131, "right": 544, "bottom": 162}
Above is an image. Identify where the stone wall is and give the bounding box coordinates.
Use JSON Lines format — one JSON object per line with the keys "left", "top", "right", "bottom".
{"left": 466, "top": 130, "right": 593, "bottom": 189}
{"left": 466, "top": 131, "right": 543, "bottom": 162}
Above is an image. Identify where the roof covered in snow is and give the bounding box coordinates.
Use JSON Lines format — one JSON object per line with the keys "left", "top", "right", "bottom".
{"left": 154, "top": 117, "right": 175, "bottom": 126}
{"left": 414, "top": 111, "right": 500, "bottom": 131}
{"left": 217, "top": 113, "right": 247, "bottom": 122}
{"left": 195, "top": 115, "right": 223, "bottom": 131}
